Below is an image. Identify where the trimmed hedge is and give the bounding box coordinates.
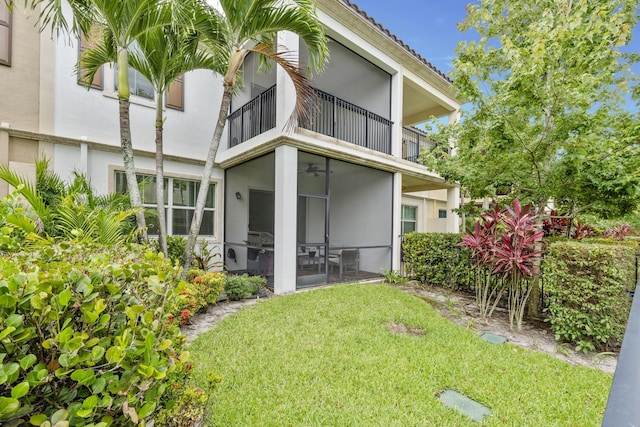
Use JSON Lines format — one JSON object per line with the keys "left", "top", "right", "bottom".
{"left": 543, "top": 241, "right": 636, "bottom": 352}
{"left": 402, "top": 233, "right": 474, "bottom": 291}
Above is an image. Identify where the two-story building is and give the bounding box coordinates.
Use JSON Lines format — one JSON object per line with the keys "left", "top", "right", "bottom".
{"left": 0, "top": 0, "right": 464, "bottom": 294}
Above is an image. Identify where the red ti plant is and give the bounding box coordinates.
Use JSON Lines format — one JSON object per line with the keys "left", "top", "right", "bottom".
{"left": 460, "top": 204, "right": 504, "bottom": 318}
{"left": 542, "top": 209, "right": 568, "bottom": 236}
{"left": 460, "top": 200, "right": 544, "bottom": 329}
{"left": 570, "top": 220, "right": 595, "bottom": 240}
{"left": 492, "top": 200, "right": 544, "bottom": 330}
{"left": 602, "top": 223, "right": 635, "bottom": 241}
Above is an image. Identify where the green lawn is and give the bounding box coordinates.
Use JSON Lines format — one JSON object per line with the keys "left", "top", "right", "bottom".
{"left": 189, "top": 284, "right": 611, "bottom": 426}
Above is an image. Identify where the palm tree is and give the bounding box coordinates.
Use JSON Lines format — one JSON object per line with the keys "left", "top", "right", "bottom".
{"left": 9, "top": 0, "right": 170, "bottom": 242}
{"left": 180, "top": 0, "right": 329, "bottom": 273}
{"left": 124, "top": 1, "right": 223, "bottom": 256}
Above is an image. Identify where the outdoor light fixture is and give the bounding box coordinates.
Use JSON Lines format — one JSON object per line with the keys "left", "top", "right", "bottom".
{"left": 235, "top": 191, "right": 242, "bottom": 200}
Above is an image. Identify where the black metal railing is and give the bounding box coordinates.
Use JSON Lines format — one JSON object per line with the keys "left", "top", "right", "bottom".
{"left": 299, "top": 87, "right": 393, "bottom": 155}
{"left": 402, "top": 126, "right": 436, "bottom": 163}
{"left": 602, "top": 252, "right": 640, "bottom": 426}
{"left": 227, "top": 85, "right": 277, "bottom": 147}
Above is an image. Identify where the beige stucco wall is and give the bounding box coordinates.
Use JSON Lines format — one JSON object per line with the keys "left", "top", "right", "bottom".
{"left": 0, "top": 5, "right": 41, "bottom": 132}
{"left": 402, "top": 190, "right": 449, "bottom": 233}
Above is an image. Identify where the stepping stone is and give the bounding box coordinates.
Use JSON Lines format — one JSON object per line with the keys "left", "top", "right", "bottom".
{"left": 480, "top": 332, "right": 507, "bottom": 345}
{"left": 439, "top": 389, "right": 491, "bottom": 423}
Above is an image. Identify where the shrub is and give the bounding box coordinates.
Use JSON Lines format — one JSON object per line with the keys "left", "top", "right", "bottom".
{"left": 543, "top": 241, "right": 635, "bottom": 352}
{"left": 153, "top": 235, "right": 187, "bottom": 266}
{"left": 382, "top": 269, "right": 408, "bottom": 285}
{"left": 154, "top": 363, "right": 222, "bottom": 427}
{"left": 0, "top": 242, "right": 188, "bottom": 425}
{"left": 224, "top": 274, "right": 265, "bottom": 301}
{"left": 169, "top": 271, "right": 226, "bottom": 325}
{"left": 402, "top": 233, "right": 474, "bottom": 291}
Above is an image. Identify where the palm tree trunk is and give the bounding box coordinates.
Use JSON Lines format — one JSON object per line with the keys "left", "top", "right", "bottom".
{"left": 117, "top": 46, "right": 147, "bottom": 243}
{"left": 181, "top": 82, "right": 233, "bottom": 277}
{"left": 119, "top": 97, "right": 148, "bottom": 243}
{"left": 155, "top": 92, "right": 168, "bottom": 256}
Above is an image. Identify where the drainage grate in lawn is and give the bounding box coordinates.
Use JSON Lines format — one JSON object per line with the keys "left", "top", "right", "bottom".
{"left": 439, "top": 389, "right": 492, "bottom": 423}
{"left": 480, "top": 331, "right": 508, "bottom": 345}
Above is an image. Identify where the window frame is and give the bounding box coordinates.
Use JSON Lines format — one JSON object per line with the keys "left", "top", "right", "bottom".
{"left": 114, "top": 170, "right": 217, "bottom": 237}
{"left": 0, "top": 3, "right": 12, "bottom": 67}
{"left": 77, "top": 30, "right": 104, "bottom": 89}
{"left": 438, "top": 209, "right": 447, "bottom": 219}
{"left": 401, "top": 204, "right": 417, "bottom": 234}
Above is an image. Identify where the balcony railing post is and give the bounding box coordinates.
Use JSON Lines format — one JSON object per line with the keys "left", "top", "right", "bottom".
{"left": 365, "top": 112, "right": 369, "bottom": 150}
{"left": 332, "top": 95, "right": 337, "bottom": 138}
{"left": 258, "top": 92, "right": 263, "bottom": 135}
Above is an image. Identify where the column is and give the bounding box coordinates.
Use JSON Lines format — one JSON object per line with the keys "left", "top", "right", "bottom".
{"left": 391, "top": 172, "right": 403, "bottom": 270}
{"left": 273, "top": 145, "right": 298, "bottom": 294}
{"left": 446, "top": 186, "right": 461, "bottom": 233}
{"left": 0, "top": 123, "right": 9, "bottom": 197}
{"left": 276, "top": 31, "right": 299, "bottom": 133}
{"left": 390, "top": 71, "right": 403, "bottom": 157}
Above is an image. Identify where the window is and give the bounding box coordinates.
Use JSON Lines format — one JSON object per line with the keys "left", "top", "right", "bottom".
{"left": 401, "top": 205, "right": 417, "bottom": 234}
{"left": 438, "top": 209, "right": 447, "bottom": 219}
{"left": 78, "top": 29, "right": 103, "bottom": 89}
{"left": 114, "top": 65, "right": 154, "bottom": 100}
{"left": 0, "top": 4, "right": 11, "bottom": 66}
{"left": 115, "top": 171, "right": 216, "bottom": 236}
{"left": 166, "top": 75, "right": 184, "bottom": 110}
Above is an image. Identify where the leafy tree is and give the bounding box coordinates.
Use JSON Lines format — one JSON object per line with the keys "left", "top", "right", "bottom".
{"left": 423, "top": 0, "right": 640, "bottom": 315}
{"left": 180, "top": 0, "right": 329, "bottom": 274}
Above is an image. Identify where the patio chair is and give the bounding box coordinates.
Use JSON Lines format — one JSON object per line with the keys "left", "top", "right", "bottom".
{"left": 328, "top": 249, "right": 359, "bottom": 280}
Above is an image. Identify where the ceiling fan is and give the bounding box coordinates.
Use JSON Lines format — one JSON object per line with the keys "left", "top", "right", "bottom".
{"left": 298, "top": 163, "right": 328, "bottom": 177}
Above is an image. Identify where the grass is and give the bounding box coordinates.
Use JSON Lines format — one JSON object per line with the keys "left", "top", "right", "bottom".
{"left": 189, "top": 284, "right": 611, "bottom": 426}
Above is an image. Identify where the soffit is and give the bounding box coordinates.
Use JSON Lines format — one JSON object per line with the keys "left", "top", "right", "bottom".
{"left": 316, "top": 0, "right": 463, "bottom": 106}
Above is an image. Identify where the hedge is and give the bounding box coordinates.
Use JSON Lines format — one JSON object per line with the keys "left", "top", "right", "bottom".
{"left": 402, "top": 233, "right": 474, "bottom": 291}
{"left": 543, "top": 241, "right": 636, "bottom": 352}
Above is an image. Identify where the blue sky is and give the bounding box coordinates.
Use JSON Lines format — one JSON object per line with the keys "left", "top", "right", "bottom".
{"left": 352, "top": 0, "right": 640, "bottom": 112}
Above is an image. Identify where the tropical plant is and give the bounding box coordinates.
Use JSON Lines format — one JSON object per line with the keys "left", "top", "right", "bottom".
{"left": 570, "top": 220, "right": 596, "bottom": 240}
{"left": 0, "top": 159, "right": 138, "bottom": 245}
{"left": 122, "top": 1, "right": 222, "bottom": 256}
{"left": 602, "top": 223, "right": 635, "bottom": 241}
{"left": 73, "top": 0, "right": 188, "bottom": 243}
{"left": 460, "top": 200, "right": 544, "bottom": 329}
{"left": 460, "top": 206, "right": 506, "bottom": 318}
{"left": 180, "top": 0, "right": 330, "bottom": 275}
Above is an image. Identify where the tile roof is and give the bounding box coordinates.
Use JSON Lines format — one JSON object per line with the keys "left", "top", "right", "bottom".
{"left": 341, "top": 0, "right": 454, "bottom": 84}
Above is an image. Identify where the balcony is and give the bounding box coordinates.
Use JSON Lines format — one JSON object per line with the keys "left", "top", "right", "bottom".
{"left": 228, "top": 85, "right": 277, "bottom": 148}
{"left": 402, "top": 126, "right": 436, "bottom": 164}
{"left": 299, "top": 87, "right": 393, "bottom": 155}
{"left": 227, "top": 85, "right": 439, "bottom": 166}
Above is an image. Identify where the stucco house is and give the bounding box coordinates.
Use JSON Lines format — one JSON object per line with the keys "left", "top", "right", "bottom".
{"left": 0, "top": 0, "right": 464, "bottom": 294}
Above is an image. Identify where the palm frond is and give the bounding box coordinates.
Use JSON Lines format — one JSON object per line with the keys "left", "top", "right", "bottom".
{"left": 0, "top": 165, "right": 48, "bottom": 221}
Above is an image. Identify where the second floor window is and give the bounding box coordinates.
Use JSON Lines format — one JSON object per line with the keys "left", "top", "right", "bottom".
{"left": 114, "top": 65, "right": 154, "bottom": 100}
{"left": 115, "top": 171, "right": 216, "bottom": 236}
{"left": 0, "top": 4, "right": 11, "bottom": 66}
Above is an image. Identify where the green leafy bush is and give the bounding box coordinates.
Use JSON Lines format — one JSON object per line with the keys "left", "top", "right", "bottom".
{"left": 0, "top": 242, "right": 188, "bottom": 425}
{"left": 543, "top": 241, "right": 635, "bottom": 352}
{"left": 402, "top": 233, "right": 474, "bottom": 291}
{"left": 153, "top": 235, "right": 187, "bottom": 266}
{"left": 224, "top": 274, "right": 266, "bottom": 301}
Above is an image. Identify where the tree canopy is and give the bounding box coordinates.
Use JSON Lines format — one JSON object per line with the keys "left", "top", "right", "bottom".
{"left": 423, "top": 0, "right": 640, "bottom": 219}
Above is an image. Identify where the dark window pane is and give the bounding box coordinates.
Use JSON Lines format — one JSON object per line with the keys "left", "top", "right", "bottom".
{"left": 172, "top": 208, "right": 190, "bottom": 235}
{"left": 438, "top": 209, "right": 447, "bottom": 219}
{"left": 200, "top": 210, "right": 215, "bottom": 235}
